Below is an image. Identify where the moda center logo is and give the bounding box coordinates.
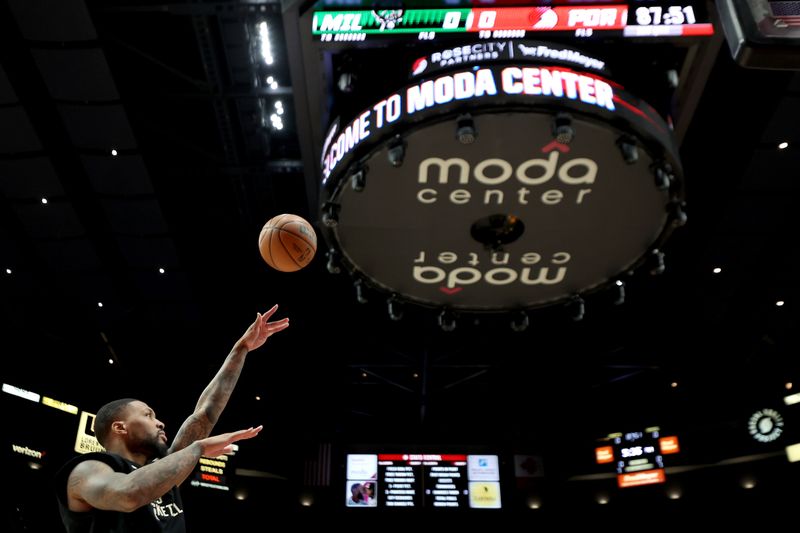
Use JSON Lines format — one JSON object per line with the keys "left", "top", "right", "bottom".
{"left": 414, "top": 141, "right": 598, "bottom": 208}
{"left": 408, "top": 141, "right": 596, "bottom": 292}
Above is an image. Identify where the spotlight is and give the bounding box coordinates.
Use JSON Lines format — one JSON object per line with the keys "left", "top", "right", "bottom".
{"left": 569, "top": 296, "right": 585, "bottom": 321}
{"left": 613, "top": 280, "right": 625, "bottom": 305}
{"left": 387, "top": 295, "right": 403, "bottom": 321}
{"left": 649, "top": 249, "right": 666, "bottom": 276}
{"left": 321, "top": 203, "right": 339, "bottom": 227}
{"left": 617, "top": 135, "right": 639, "bottom": 164}
{"left": 354, "top": 278, "right": 368, "bottom": 304}
{"left": 455, "top": 114, "right": 477, "bottom": 144}
{"left": 670, "top": 201, "right": 688, "bottom": 227}
{"left": 653, "top": 164, "right": 673, "bottom": 190}
{"left": 387, "top": 136, "right": 406, "bottom": 167}
{"left": 552, "top": 112, "right": 574, "bottom": 144}
{"left": 325, "top": 248, "right": 341, "bottom": 274}
{"left": 666, "top": 69, "right": 679, "bottom": 89}
{"left": 337, "top": 71, "right": 355, "bottom": 93}
{"left": 350, "top": 167, "right": 366, "bottom": 192}
{"left": 438, "top": 309, "right": 456, "bottom": 332}
{"left": 510, "top": 311, "right": 529, "bottom": 332}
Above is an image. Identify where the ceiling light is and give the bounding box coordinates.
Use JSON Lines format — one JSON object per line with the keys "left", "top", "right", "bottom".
{"left": 258, "top": 22, "right": 273, "bottom": 65}
{"left": 108, "top": 358, "right": 114, "bottom": 365}
{"left": 613, "top": 280, "right": 625, "bottom": 305}
{"left": 350, "top": 167, "right": 366, "bottom": 192}
{"left": 551, "top": 112, "right": 574, "bottom": 144}
{"left": 5, "top": 268, "right": 11, "bottom": 275}
{"left": 713, "top": 267, "right": 722, "bottom": 274}
{"left": 617, "top": 135, "right": 639, "bottom": 164}
{"left": 387, "top": 136, "right": 406, "bottom": 167}
{"left": 455, "top": 114, "right": 477, "bottom": 144}
{"left": 255, "top": 395, "right": 261, "bottom": 401}
{"left": 569, "top": 296, "right": 585, "bottom": 321}
{"left": 41, "top": 197, "right": 48, "bottom": 205}
{"left": 387, "top": 295, "right": 403, "bottom": 321}
{"left": 670, "top": 202, "right": 688, "bottom": 227}
{"left": 325, "top": 248, "right": 341, "bottom": 274}
{"left": 97, "top": 302, "right": 103, "bottom": 308}
{"left": 776, "top": 300, "right": 785, "bottom": 307}
{"left": 649, "top": 249, "right": 666, "bottom": 275}
{"left": 785, "top": 382, "right": 792, "bottom": 390}
{"left": 510, "top": 311, "right": 529, "bottom": 332}
{"left": 158, "top": 267, "right": 165, "bottom": 274}
{"left": 671, "top": 381, "right": 678, "bottom": 388}
{"left": 353, "top": 279, "right": 368, "bottom": 304}
{"left": 438, "top": 309, "right": 456, "bottom": 332}
{"left": 322, "top": 203, "right": 339, "bottom": 228}
{"left": 778, "top": 141, "right": 788, "bottom": 150}
{"left": 666, "top": 488, "right": 682, "bottom": 500}
{"left": 111, "top": 149, "right": 118, "bottom": 156}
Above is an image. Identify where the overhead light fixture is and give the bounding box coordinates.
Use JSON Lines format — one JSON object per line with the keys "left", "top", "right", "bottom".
{"left": 569, "top": 296, "right": 585, "bottom": 321}
{"left": 712, "top": 267, "right": 722, "bottom": 274}
{"left": 438, "top": 309, "right": 456, "bottom": 332}
{"left": 321, "top": 203, "right": 339, "bottom": 227}
{"left": 325, "top": 249, "right": 341, "bottom": 274}
{"left": 455, "top": 114, "right": 477, "bottom": 144}
{"left": 111, "top": 149, "right": 118, "bottom": 156}
{"left": 387, "top": 295, "right": 403, "bottom": 321}
{"left": 350, "top": 167, "right": 366, "bottom": 192}
{"left": 354, "top": 279, "right": 368, "bottom": 304}
{"left": 653, "top": 165, "right": 672, "bottom": 190}
{"left": 616, "top": 135, "right": 638, "bottom": 164}
{"left": 337, "top": 71, "right": 355, "bottom": 93}
{"left": 778, "top": 141, "right": 788, "bottom": 150}
{"left": 776, "top": 300, "right": 785, "bottom": 307}
{"left": 613, "top": 280, "right": 625, "bottom": 305}
{"left": 649, "top": 249, "right": 665, "bottom": 276}
{"left": 551, "top": 112, "right": 574, "bottom": 144}
{"left": 41, "top": 197, "right": 48, "bottom": 205}
{"left": 666, "top": 69, "right": 679, "bottom": 89}
{"left": 5, "top": 268, "right": 11, "bottom": 275}
{"left": 510, "top": 311, "right": 529, "bottom": 332}
{"left": 387, "top": 135, "right": 406, "bottom": 167}
{"left": 670, "top": 201, "right": 688, "bottom": 227}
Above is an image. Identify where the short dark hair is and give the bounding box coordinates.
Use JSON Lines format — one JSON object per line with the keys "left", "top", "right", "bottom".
{"left": 94, "top": 398, "right": 137, "bottom": 447}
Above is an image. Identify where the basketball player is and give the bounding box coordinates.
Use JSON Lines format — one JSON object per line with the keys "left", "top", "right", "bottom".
{"left": 55, "top": 305, "right": 289, "bottom": 533}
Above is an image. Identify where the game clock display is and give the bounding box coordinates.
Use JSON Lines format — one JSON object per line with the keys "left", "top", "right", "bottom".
{"left": 596, "top": 427, "right": 680, "bottom": 488}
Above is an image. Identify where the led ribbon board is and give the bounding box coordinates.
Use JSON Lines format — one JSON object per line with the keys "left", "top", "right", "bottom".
{"left": 319, "top": 61, "right": 684, "bottom": 311}
{"left": 311, "top": 3, "right": 713, "bottom": 41}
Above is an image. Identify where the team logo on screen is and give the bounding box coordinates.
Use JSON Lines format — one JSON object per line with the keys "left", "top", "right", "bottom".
{"left": 748, "top": 408, "right": 784, "bottom": 443}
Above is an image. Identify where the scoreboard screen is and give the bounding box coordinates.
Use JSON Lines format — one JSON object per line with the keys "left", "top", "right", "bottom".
{"left": 345, "top": 453, "right": 502, "bottom": 509}
{"left": 595, "top": 427, "right": 680, "bottom": 488}
{"left": 312, "top": 3, "right": 714, "bottom": 42}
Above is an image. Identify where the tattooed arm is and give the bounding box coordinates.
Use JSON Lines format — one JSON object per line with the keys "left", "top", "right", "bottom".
{"left": 66, "top": 427, "right": 262, "bottom": 512}
{"left": 167, "top": 305, "right": 289, "bottom": 454}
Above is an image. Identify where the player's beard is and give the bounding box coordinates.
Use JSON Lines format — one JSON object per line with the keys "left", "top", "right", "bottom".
{"left": 137, "top": 435, "right": 169, "bottom": 459}
{"left": 154, "top": 439, "right": 169, "bottom": 458}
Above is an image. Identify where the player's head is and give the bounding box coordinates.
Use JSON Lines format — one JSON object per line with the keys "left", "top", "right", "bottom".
{"left": 95, "top": 398, "right": 168, "bottom": 457}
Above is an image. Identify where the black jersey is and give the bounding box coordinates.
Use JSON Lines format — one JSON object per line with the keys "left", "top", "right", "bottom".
{"left": 55, "top": 452, "right": 186, "bottom": 533}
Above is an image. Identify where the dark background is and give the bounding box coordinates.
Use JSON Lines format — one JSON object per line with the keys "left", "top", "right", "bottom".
{"left": 1, "top": 0, "right": 799, "bottom": 530}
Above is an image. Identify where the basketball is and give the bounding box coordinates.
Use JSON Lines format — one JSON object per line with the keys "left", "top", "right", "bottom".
{"left": 258, "top": 214, "right": 317, "bottom": 272}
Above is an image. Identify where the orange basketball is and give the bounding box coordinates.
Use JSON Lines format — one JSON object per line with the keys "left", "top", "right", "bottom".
{"left": 258, "top": 214, "right": 317, "bottom": 272}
